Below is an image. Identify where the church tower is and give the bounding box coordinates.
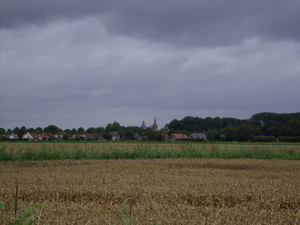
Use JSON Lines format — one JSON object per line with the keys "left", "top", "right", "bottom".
{"left": 153, "top": 117, "right": 158, "bottom": 132}
{"left": 140, "top": 120, "right": 147, "bottom": 130}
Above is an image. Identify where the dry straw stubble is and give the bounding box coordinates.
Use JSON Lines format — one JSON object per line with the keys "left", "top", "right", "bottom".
{"left": 1, "top": 158, "right": 299, "bottom": 224}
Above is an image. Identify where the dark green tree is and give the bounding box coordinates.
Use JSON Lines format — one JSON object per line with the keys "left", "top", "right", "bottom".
{"left": 222, "top": 126, "right": 236, "bottom": 141}
{"left": 95, "top": 127, "right": 105, "bottom": 134}
{"left": 284, "top": 127, "right": 296, "bottom": 137}
{"left": 13, "top": 126, "right": 27, "bottom": 139}
{"left": 86, "top": 127, "right": 96, "bottom": 134}
{"left": 27, "top": 127, "right": 35, "bottom": 133}
{"left": 71, "top": 128, "right": 77, "bottom": 134}
{"left": 44, "top": 125, "right": 62, "bottom": 134}
{"left": 0, "top": 127, "right": 6, "bottom": 137}
{"left": 78, "top": 127, "right": 85, "bottom": 134}
{"left": 35, "top": 127, "right": 43, "bottom": 133}
{"left": 125, "top": 126, "right": 144, "bottom": 135}
{"left": 205, "top": 130, "right": 215, "bottom": 141}
{"left": 125, "top": 130, "right": 135, "bottom": 140}
{"left": 219, "top": 134, "right": 226, "bottom": 141}
{"left": 102, "top": 133, "right": 112, "bottom": 140}
{"left": 64, "top": 129, "right": 72, "bottom": 134}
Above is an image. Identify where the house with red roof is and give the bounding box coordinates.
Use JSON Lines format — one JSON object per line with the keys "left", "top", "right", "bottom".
{"left": 22, "top": 132, "right": 51, "bottom": 141}
{"left": 168, "top": 133, "right": 188, "bottom": 141}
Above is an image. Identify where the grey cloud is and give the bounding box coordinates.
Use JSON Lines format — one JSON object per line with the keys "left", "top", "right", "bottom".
{"left": 1, "top": 1, "right": 300, "bottom": 47}
{"left": 1, "top": 1, "right": 300, "bottom": 129}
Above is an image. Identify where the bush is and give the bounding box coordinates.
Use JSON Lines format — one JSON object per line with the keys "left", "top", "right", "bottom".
{"left": 278, "top": 136, "right": 300, "bottom": 142}
{"left": 252, "top": 136, "right": 276, "bottom": 142}
{"left": 189, "top": 137, "right": 206, "bottom": 142}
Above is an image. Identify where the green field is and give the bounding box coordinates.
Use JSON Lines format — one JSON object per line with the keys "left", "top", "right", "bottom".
{"left": 1, "top": 142, "right": 299, "bottom": 161}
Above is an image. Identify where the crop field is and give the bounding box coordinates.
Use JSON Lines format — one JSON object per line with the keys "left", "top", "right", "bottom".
{"left": 1, "top": 142, "right": 300, "bottom": 152}
{"left": 1, "top": 156, "right": 299, "bottom": 224}
{"left": 1, "top": 142, "right": 300, "bottom": 161}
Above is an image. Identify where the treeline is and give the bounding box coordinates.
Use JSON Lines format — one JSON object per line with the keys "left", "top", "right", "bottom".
{"left": 165, "top": 112, "right": 300, "bottom": 142}
{"left": 1, "top": 112, "right": 300, "bottom": 142}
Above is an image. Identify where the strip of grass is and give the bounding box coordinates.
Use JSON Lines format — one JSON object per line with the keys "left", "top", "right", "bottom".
{"left": 2, "top": 140, "right": 300, "bottom": 146}
{"left": 0, "top": 144, "right": 299, "bottom": 161}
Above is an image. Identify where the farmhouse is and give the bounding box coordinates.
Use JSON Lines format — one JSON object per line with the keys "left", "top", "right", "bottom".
{"left": 168, "top": 133, "right": 188, "bottom": 141}
{"left": 189, "top": 133, "right": 207, "bottom": 141}
{"left": 22, "top": 132, "right": 35, "bottom": 140}
{"left": 109, "top": 131, "right": 120, "bottom": 141}
{"left": 8, "top": 133, "right": 19, "bottom": 140}
{"left": 22, "top": 132, "right": 51, "bottom": 141}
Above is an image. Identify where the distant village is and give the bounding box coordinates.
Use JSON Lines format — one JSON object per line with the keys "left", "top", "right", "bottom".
{"left": 3, "top": 112, "right": 299, "bottom": 142}
{"left": 3, "top": 118, "right": 207, "bottom": 142}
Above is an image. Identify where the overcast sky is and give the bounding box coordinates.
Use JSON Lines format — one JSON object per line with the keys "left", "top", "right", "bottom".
{"left": 1, "top": 0, "right": 300, "bottom": 130}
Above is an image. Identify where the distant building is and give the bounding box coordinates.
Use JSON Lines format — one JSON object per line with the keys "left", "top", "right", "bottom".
{"left": 140, "top": 117, "right": 158, "bottom": 131}
{"left": 168, "top": 133, "right": 188, "bottom": 141}
{"left": 22, "top": 132, "right": 35, "bottom": 140}
{"left": 8, "top": 133, "right": 19, "bottom": 140}
{"left": 152, "top": 117, "right": 158, "bottom": 132}
{"left": 140, "top": 121, "right": 148, "bottom": 130}
{"left": 109, "top": 131, "right": 120, "bottom": 141}
{"left": 134, "top": 133, "right": 142, "bottom": 140}
{"left": 22, "top": 132, "right": 51, "bottom": 141}
{"left": 189, "top": 133, "right": 207, "bottom": 141}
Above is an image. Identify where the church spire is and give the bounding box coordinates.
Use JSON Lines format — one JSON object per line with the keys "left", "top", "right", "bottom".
{"left": 153, "top": 117, "right": 158, "bottom": 131}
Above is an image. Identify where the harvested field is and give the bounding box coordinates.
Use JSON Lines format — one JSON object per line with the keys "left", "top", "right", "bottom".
{"left": 1, "top": 158, "right": 299, "bottom": 224}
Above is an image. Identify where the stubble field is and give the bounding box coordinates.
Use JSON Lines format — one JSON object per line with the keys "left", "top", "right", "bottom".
{"left": 1, "top": 153, "right": 299, "bottom": 224}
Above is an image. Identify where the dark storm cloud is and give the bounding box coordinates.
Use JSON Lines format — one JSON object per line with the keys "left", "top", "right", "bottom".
{"left": 1, "top": 1, "right": 300, "bottom": 47}
{"left": 1, "top": 0, "right": 300, "bottom": 129}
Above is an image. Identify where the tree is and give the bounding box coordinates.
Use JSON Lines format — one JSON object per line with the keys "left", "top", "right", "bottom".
{"left": 105, "top": 121, "right": 122, "bottom": 132}
{"left": 0, "top": 128, "right": 6, "bottom": 136}
{"left": 211, "top": 117, "right": 222, "bottom": 130}
{"left": 44, "top": 125, "right": 62, "bottom": 134}
{"left": 205, "top": 130, "right": 215, "bottom": 141}
{"left": 27, "top": 127, "right": 35, "bottom": 133}
{"left": 219, "top": 134, "right": 226, "bottom": 141}
{"left": 156, "top": 132, "right": 165, "bottom": 141}
{"left": 71, "top": 128, "right": 77, "bottom": 134}
{"left": 95, "top": 127, "right": 105, "bottom": 134}
{"left": 35, "top": 127, "right": 43, "bottom": 133}
{"left": 13, "top": 126, "right": 27, "bottom": 139}
{"left": 78, "top": 127, "right": 85, "bottom": 134}
{"left": 125, "top": 126, "right": 144, "bottom": 135}
{"left": 222, "top": 127, "right": 236, "bottom": 141}
{"left": 144, "top": 130, "right": 158, "bottom": 141}
{"left": 102, "top": 133, "right": 112, "bottom": 140}
{"left": 86, "top": 127, "right": 96, "bottom": 134}
{"left": 284, "top": 127, "right": 296, "bottom": 137}
{"left": 125, "top": 130, "right": 135, "bottom": 140}
{"left": 159, "top": 128, "right": 168, "bottom": 134}
{"left": 64, "top": 129, "right": 72, "bottom": 134}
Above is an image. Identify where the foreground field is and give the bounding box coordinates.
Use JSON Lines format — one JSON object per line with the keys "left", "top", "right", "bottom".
{"left": 1, "top": 158, "right": 299, "bottom": 224}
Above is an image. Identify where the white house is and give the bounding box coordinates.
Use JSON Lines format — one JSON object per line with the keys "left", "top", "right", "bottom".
{"left": 109, "top": 131, "right": 120, "bottom": 141}
{"left": 22, "top": 132, "right": 35, "bottom": 140}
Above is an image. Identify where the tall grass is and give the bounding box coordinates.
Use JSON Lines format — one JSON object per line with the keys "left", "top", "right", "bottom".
{"left": 0, "top": 144, "right": 299, "bottom": 161}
